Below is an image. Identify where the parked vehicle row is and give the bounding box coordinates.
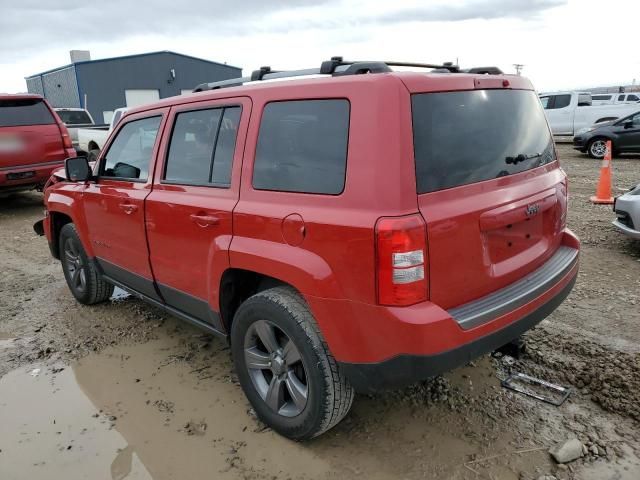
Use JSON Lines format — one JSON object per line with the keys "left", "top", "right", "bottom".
{"left": 591, "top": 92, "right": 640, "bottom": 106}
{"left": 0, "top": 94, "right": 76, "bottom": 193}
{"left": 35, "top": 59, "right": 579, "bottom": 440}
{"left": 539, "top": 91, "right": 639, "bottom": 136}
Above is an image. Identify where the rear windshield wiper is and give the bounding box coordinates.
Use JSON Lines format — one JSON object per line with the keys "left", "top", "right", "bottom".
{"left": 505, "top": 152, "right": 541, "bottom": 165}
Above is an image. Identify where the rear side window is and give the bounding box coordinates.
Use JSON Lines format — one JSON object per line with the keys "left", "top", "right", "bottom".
{"left": 412, "top": 89, "right": 555, "bottom": 194}
{"left": 164, "top": 106, "right": 240, "bottom": 186}
{"left": 552, "top": 94, "right": 571, "bottom": 109}
{"left": 628, "top": 94, "right": 639, "bottom": 102}
{"left": 253, "top": 99, "right": 349, "bottom": 195}
{"left": 101, "top": 116, "right": 161, "bottom": 181}
{"left": 0, "top": 98, "right": 55, "bottom": 127}
{"left": 56, "top": 110, "right": 92, "bottom": 125}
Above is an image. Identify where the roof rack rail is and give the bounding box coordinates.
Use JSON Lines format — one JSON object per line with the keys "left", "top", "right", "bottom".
{"left": 192, "top": 57, "right": 500, "bottom": 92}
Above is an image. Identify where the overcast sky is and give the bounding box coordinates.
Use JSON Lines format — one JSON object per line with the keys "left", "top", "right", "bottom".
{"left": 1, "top": 0, "right": 638, "bottom": 94}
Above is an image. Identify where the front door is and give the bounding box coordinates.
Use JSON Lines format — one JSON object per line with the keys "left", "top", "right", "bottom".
{"left": 615, "top": 113, "right": 640, "bottom": 152}
{"left": 145, "top": 98, "right": 250, "bottom": 328}
{"left": 83, "top": 111, "right": 166, "bottom": 299}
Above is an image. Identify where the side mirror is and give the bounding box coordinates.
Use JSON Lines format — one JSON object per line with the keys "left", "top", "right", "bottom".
{"left": 624, "top": 120, "right": 634, "bottom": 129}
{"left": 65, "top": 156, "right": 92, "bottom": 182}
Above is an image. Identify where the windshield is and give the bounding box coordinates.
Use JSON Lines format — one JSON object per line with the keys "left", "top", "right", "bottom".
{"left": 0, "top": 98, "right": 55, "bottom": 127}
{"left": 56, "top": 110, "right": 92, "bottom": 125}
{"left": 412, "top": 89, "right": 555, "bottom": 194}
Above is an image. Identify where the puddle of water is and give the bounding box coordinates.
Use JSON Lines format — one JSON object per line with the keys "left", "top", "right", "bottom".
{"left": 71, "top": 340, "right": 334, "bottom": 480}
{"left": 0, "top": 366, "right": 152, "bottom": 480}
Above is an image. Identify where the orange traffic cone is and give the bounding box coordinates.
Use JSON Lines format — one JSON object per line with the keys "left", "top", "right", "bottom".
{"left": 590, "top": 140, "right": 614, "bottom": 204}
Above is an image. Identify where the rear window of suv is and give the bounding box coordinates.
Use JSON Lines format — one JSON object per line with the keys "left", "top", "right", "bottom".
{"left": 412, "top": 89, "right": 555, "bottom": 194}
{"left": 253, "top": 99, "right": 349, "bottom": 195}
{"left": 0, "top": 98, "right": 55, "bottom": 127}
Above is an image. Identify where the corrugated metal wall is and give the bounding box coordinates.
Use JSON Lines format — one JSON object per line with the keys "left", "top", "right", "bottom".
{"left": 40, "top": 66, "right": 80, "bottom": 108}
{"left": 76, "top": 52, "right": 241, "bottom": 121}
{"left": 25, "top": 76, "right": 44, "bottom": 96}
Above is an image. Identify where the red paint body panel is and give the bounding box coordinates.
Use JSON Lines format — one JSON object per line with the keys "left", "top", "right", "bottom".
{"left": 41, "top": 70, "right": 579, "bottom": 371}
{"left": 0, "top": 94, "right": 75, "bottom": 190}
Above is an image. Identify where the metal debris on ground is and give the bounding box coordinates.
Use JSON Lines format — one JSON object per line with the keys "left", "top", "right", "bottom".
{"left": 502, "top": 372, "right": 571, "bottom": 406}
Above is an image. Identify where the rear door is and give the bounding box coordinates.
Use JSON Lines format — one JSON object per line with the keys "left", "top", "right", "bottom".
{"left": 82, "top": 110, "right": 167, "bottom": 299}
{"left": 0, "top": 97, "right": 66, "bottom": 171}
{"left": 412, "top": 89, "right": 567, "bottom": 309}
{"left": 145, "top": 97, "right": 250, "bottom": 328}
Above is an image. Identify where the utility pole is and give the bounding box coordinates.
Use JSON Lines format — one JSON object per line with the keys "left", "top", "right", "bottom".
{"left": 513, "top": 64, "right": 524, "bottom": 76}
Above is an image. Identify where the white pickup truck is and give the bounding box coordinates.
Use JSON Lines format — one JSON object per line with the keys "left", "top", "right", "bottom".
{"left": 76, "top": 108, "right": 127, "bottom": 161}
{"left": 539, "top": 92, "right": 639, "bottom": 136}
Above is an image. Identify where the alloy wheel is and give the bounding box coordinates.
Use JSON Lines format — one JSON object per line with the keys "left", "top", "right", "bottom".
{"left": 244, "top": 320, "right": 308, "bottom": 417}
{"left": 590, "top": 140, "right": 607, "bottom": 158}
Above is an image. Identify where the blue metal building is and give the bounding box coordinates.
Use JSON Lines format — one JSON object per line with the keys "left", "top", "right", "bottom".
{"left": 25, "top": 51, "right": 241, "bottom": 123}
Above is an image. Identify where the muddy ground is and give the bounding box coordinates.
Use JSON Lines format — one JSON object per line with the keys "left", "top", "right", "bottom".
{"left": 1, "top": 144, "right": 639, "bottom": 480}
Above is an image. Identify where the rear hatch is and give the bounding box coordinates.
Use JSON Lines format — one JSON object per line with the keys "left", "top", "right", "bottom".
{"left": 0, "top": 98, "right": 66, "bottom": 170}
{"left": 412, "top": 88, "right": 567, "bottom": 309}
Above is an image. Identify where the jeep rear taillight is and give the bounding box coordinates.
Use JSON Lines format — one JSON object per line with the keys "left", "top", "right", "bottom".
{"left": 56, "top": 121, "right": 73, "bottom": 150}
{"left": 375, "top": 214, "right": 428, "bottom": 306}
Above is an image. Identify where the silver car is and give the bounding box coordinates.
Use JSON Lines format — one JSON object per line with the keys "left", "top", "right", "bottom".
{"left": 613, "top": 185, "right": 640, "bottom": 239}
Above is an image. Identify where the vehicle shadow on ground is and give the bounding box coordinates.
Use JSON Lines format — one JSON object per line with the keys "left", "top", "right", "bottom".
{"left": 0, "top": 191, "right": 43, "bottom": 214}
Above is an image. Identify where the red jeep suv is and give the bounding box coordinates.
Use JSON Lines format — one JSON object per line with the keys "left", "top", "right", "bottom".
{"left": 0, "top": 94, "right": 75, "bottom": 193}
{"left": 35, "top": 58, "right": 579, "bottom": 440}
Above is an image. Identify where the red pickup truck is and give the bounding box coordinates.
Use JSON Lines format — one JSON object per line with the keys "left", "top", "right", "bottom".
{"left": 36, "top": 58, "right": 579, "bottom": 440}
{"left": 0, "top": 94, "right": 75, "bottom": 193}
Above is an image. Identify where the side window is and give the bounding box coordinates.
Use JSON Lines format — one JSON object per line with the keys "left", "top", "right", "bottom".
{"left": 628, "top": 94, "right": 639, "bottom": 102}
{"left": 553, "top": 94, "right": 571, "bottom": 109}
{"left": 539, "top": 96, "right": 551, "bottom": 109}
{"left": 253, "top": 99, "right": 350, "bottom": 195}
{"left": 577, "top": 94, "right": 591, "bottom": 107}
{"left": 632, "top": 114, "right": 640, "bottom": 127}
{"left": 618, "top": 94, "right": 626, "bottom": 101}
{"left": 101, "top": 116, "right": 161, "bottom": 180}
{"left": 164, "top": 106, "right": 240, "bottom": 186}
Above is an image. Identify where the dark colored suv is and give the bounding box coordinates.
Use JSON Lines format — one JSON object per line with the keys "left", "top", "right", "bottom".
{"left": 0, "top": 94, "right": 75, "bottom": 193}
{"left": 35, "top": 58, "right": 579, "bottom": 439}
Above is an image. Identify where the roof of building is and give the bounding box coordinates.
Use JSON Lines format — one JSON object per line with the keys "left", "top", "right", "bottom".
{"left": 25, "top": 51, "right": 241, "bottom": 79}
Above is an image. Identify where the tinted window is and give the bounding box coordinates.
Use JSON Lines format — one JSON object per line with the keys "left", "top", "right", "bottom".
{"left": 592, "top": 95, "right": 612, "bottom": 101}
{"left": 0, "top": 98, "right": 54, "bottom": 127}
{"left": 211, "top": 107, "right": 241, "bottom": 186}
{"left": 628, "top": 94, "right": 639, "bottom": 102}
{"left": 101, "top": 116, "right": 161, "bottom": 180}
{"left": 539, "top": 96, "right": 551, "bottom": 109}
{"left": 253, "top": 100, "right": 349, "bottom": 194}
{"left": 412, "top": 90, "right": 555, "bottom": 194}
{"left": 553, "top": 94, "right": 571, "bottom": 109}
{"left": 56, "top": 110, "right": 92, "bottom": 125}
{"left": 619, "top": 95, "right": 626, "bottom": 101}
{"left": 165, "top": 109, "right": 221, "bottom": 184}
{"left": 164, "top": 106, "right": 240, "bottom": 186}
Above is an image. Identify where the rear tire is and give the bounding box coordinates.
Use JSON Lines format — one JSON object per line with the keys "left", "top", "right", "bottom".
{"left": 59, "top": 223, "right": 114, "bottom": 304}
{"left": 587, "top": 138, "right": 610, "bottom": 159}
{"left": 231, "top": 286, "right": 354, "bottom": 440}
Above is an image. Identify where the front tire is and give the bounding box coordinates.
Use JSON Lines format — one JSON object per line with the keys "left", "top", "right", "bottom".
{"left": 59, "top": 223, "right": 114, "bottom": 304}
{"left": 231, "top": 287, "right": 354, "bottom": 440}
{"left": 587, "top": 138, "right": 610, "bottom": 159}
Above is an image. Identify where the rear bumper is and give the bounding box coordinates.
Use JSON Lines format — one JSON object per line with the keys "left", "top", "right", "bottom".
{"left": 0, "top": 160, "right": 65, "bottom": 190}
{"left": 306, "top": 229, "right": 579, "bottom": 393}
{"left": 339, "top": 273, "right": 576, "bottom": 393}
